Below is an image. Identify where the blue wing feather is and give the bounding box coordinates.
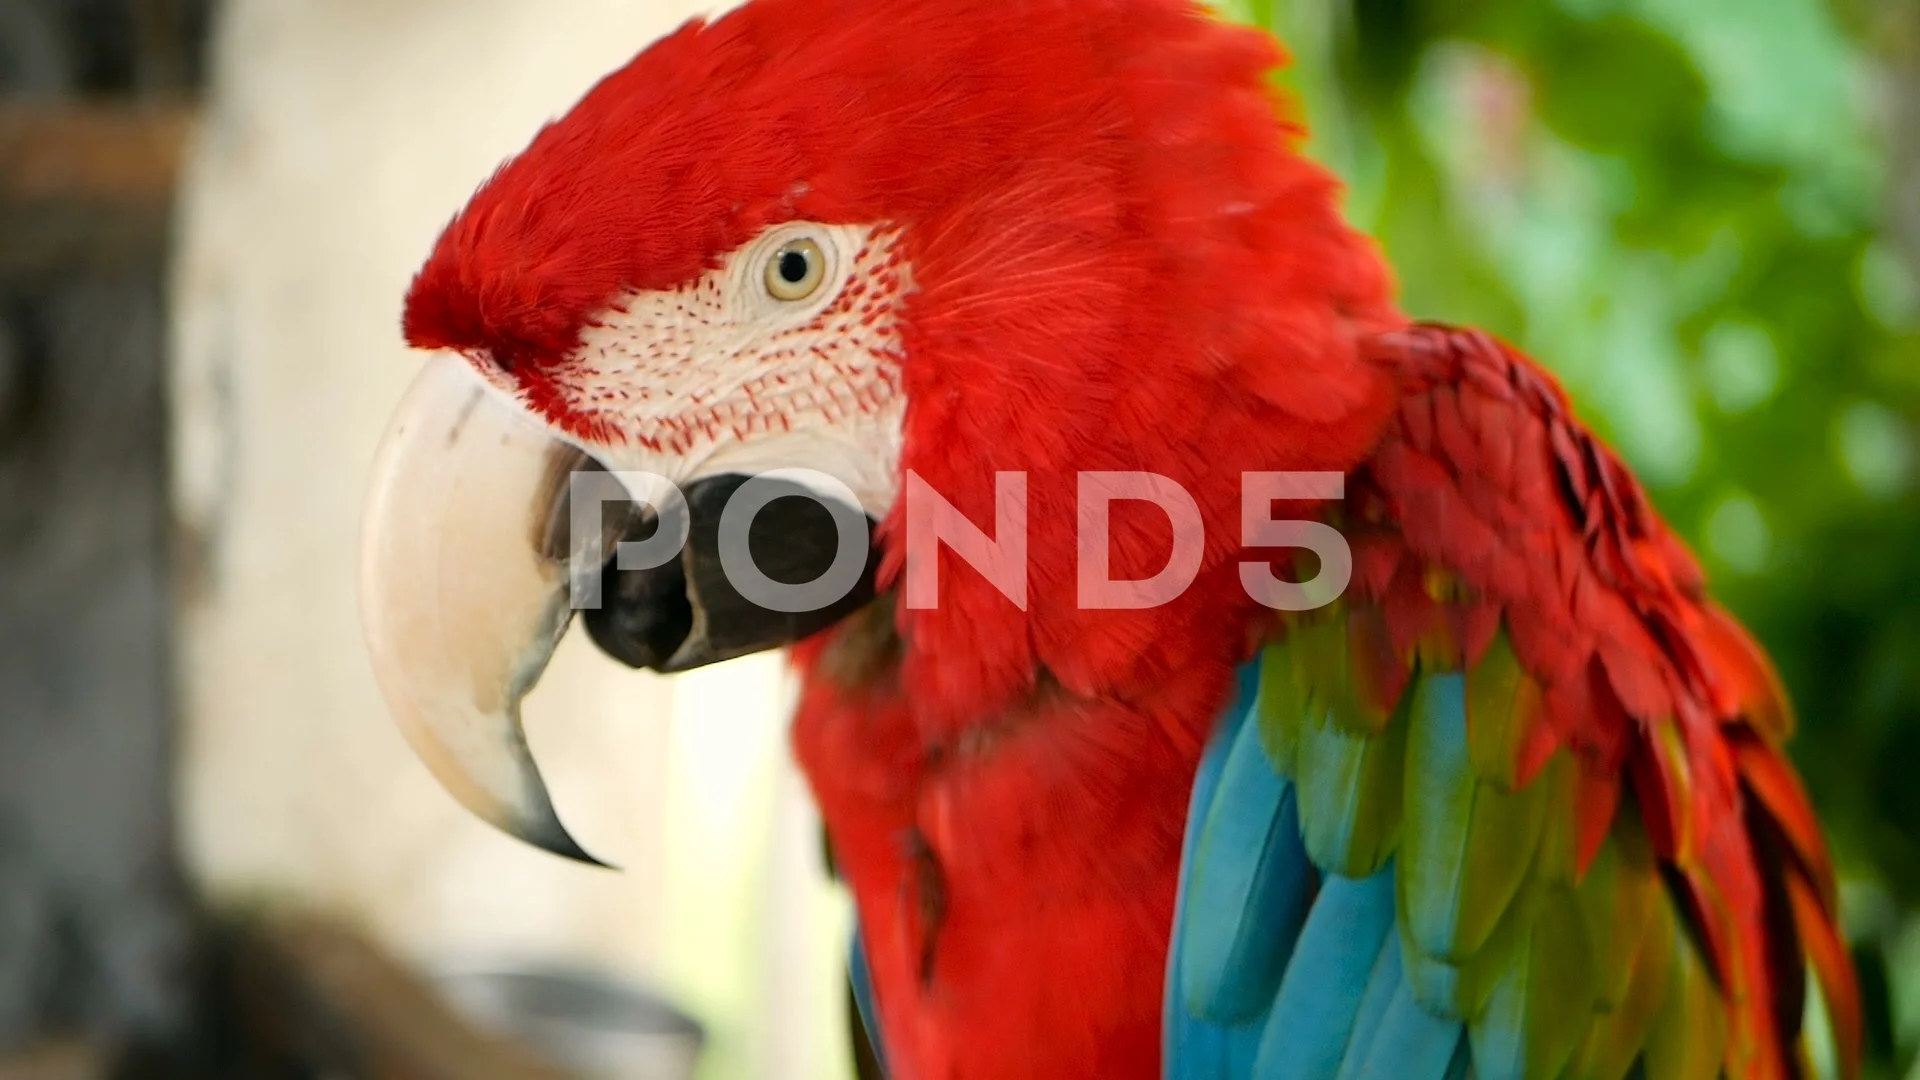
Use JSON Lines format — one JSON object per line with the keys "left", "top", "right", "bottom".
{"left": 1178, "top": 709, "right": 1313, "bottom": 1021}
{"left": 1248, "top": 870, "right": 1397, "bottom": 1079}
{"left": 1165, "top": 663, "right": 1270, "bottom": 1079}
{"left": 1335, "top": 921, "right": 1410, "bottom": 1080}
{"left": 1169, "top": 658, "right": 1473, "bottom": 1080}
{"left": 1345, "top": 982, "right": 1465, "bottom": 1080}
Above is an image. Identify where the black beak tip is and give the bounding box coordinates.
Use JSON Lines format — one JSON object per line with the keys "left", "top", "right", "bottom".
{"left": 528, "top": 826, "right": 617, "bottom": 870}
{"left": 510, "top": 802, "right": 617, "bottom": 869}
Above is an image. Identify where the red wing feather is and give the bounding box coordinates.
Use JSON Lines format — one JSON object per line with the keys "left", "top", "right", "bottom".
{"left": 1352, "top": 324, "right": 1858, "bottom": 1078}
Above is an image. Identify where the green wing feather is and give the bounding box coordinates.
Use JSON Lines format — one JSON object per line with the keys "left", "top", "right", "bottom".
{"left": 1253, "top": 617, "right": 1738, "bottom": 1079}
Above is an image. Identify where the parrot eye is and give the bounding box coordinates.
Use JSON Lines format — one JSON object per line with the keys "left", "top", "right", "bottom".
{"left": 765, "top": 238, "right": 826, "bottom": 301}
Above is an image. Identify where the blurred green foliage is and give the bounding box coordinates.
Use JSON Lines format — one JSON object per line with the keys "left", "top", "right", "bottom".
{"left": 1221, "top": 0, "right": 1920, "bottom": 1073}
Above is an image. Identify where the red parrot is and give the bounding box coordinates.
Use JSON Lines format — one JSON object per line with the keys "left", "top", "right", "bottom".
{"left": 355, "top": 0, "right": 1860, "bottom": 1077}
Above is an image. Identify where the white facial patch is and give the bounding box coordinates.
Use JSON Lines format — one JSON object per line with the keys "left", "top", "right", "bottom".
{"left": 531, "top": 222, "right": 910, "bottom": 516}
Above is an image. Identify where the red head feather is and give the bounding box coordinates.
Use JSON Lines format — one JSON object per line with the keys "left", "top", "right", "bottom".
{"left": 405, "top": 0, "right": 1405, "bottom": 721}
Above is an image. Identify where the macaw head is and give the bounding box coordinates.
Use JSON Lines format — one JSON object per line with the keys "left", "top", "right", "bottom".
{"left": 361, "top": 0, "right": 1401, "bottom": 859}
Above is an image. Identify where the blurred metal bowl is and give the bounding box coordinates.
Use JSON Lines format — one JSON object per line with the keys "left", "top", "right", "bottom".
{"left": 431, "top": 965, "right": 704, "bottom": 1080}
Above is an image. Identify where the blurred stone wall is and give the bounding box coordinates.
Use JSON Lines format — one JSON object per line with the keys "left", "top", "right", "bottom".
{"left": 0, "top": 0, "right": 207, "bottom": 1057}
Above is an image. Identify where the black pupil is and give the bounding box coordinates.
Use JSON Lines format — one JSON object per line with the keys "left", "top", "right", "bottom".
{"left": 778, "top": 249, "right": 811, "bottom": 284}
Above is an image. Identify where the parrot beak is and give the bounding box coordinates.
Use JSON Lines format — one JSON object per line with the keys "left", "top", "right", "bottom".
{"left": 360, "top": 354, "right": 883, "bottom": 864}
{"left": 359, "top": 353, "right": 606, "bottom": 864}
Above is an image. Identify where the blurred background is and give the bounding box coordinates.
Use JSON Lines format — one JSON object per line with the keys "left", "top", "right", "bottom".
{"left": 0, "top": 0, "right": 1913, "bottom": 1078}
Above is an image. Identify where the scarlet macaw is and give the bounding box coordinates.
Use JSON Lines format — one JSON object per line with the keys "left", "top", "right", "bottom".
{"left": 356, "top": 0, "right": 1860, "bottom": 1077}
